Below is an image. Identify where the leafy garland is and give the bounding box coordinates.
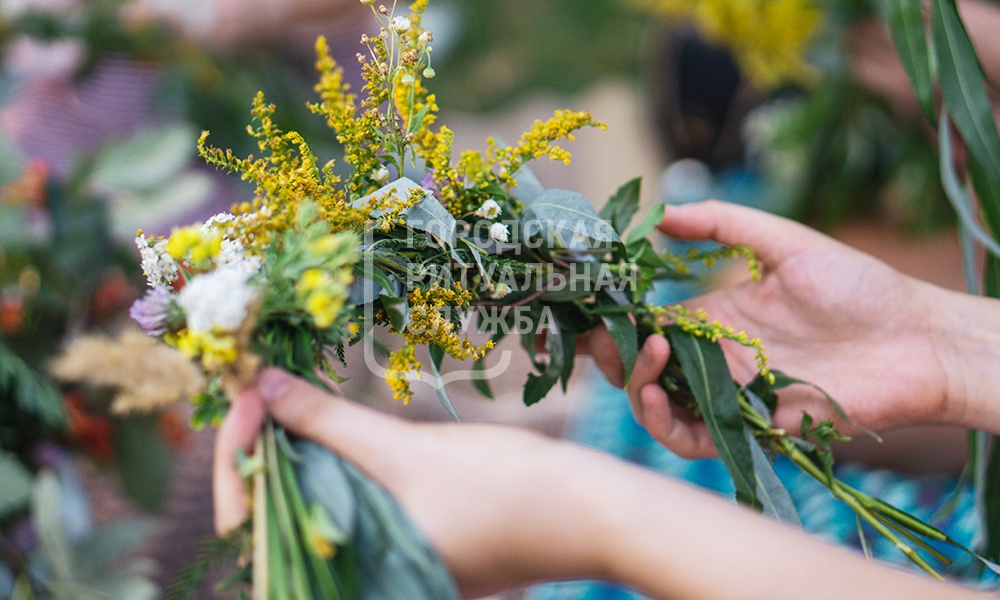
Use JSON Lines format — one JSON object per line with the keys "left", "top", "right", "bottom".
{"left": 46, "top": 0, "right": 1000, "bottom": 594}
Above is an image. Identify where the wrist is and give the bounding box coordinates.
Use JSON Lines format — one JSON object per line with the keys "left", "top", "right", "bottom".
{"left": 927, "top": 283, "right": 1000, "bottom": 433}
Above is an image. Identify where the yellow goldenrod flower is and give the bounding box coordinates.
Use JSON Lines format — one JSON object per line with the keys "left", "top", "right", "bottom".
{"left": 386, "top": 340, "right": 422, "bottom": 403}
{"left": 166, "top": 225, "right": 222, "bottom": 263}
{"left": 640, "top": 0, "right": 821, "bottom": 89}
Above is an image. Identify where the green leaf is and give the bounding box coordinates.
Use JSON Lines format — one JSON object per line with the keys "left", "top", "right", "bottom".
{"left": 33, "top": 472, "right": 74, "bottom": 583}
{"left": 982, "top": 436, "right": 1000, "bottom": 562}
{"left": 599, "top": 177, "right": 641, "bottom": 235}
{"left": 881, "top": 0, "right": 935, "bottom": 122}
{"left": 768, "top": 370, "right": 880, "bottom": 441}
{"left": 967, "top": 150, "right": 1000, "bottom": 241}
{"left": 380, "top": 295, "right": 409, "bottom": 331}
{"left": 523, "top": 188, "right": 620, "bottom": 244}
{"left": 666, "top": 326, "right": 760, "bottom": 510}
{"left": 407, "top": 105, "right": 432, "bottom": 136}
{"left": 109, "top": 172, "right": 214, "bottom": 241}
{"left": 0, "top": 451, "right": 33, "bottom": 519}
{"left": 73, "top": 518, "right": 159, "bottom": 578}
{"left": 513, "top": 165, "right": 545, "bottom": 204}
{"left": 428, "top": 345, "right": 461, "bottom": 422}
{"left": 0, "top": 342, "right": 65, "bottom": 427}
{"left": 624, "top": 202, "right": 665, "bottom": 245}
{"left": 471, "top": 358, "right": 494, "bottom": 400}
{"left": 112, "top": 415, "right": 171, "bottom": 510}
{"left": 357, "top": 178, "right": 457, "bottom": 245}
{"left": 90, "top": 123, "right": 199, "bottom": 191}
{"left": 933, "top": 0, "right": 1000, "bottom": 178}
{"left": 600, "top": 313, "right": 637, "bottom": 385}
{"left": 938, "top": 118, "right": 1000, "bottom": 258}
{"left": 744, "top": 428, "right": 801, "bottom": 526}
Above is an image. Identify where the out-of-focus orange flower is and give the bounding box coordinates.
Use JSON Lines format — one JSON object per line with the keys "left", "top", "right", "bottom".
{"left": 89, "top": 269, "right": 138, "bottom": 324}
{"left": 1, "top": 161, "right": 50, "bottom": 208}
{"left": 63, "top": 389, "right": 116, "bottom": 462}
{"left": 158, "top": 409, "right": 189, "bottom": 450}
{"left": 0, "top": 295, "right": 25, "bottom": 335}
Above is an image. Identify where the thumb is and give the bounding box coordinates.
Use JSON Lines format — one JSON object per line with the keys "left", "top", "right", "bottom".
{"left": 254, "top": 368, "right": 408, "bottom": 473}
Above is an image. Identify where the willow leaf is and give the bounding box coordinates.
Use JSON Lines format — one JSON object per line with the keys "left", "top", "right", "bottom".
{"left": 932, "top": 0, "right": 1000, "bottom": 177}
{"left": 745, "top": 429, "right": 801, "bottom": 526}
{"left": 667, "top": 326, "right": 760, "bottom": 510}
{"left": 881, "top": 0, "right": 935, "bottom": 122}
{"left": 938, "top": 118, "right": 1000, "bottom": 258}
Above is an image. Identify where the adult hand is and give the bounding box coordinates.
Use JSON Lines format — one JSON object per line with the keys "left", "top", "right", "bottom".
{"left": 595, "top": 200, "right": 964, "bottom": 458}
{"left": 214, "top": 368, "right": 614, "bottom": 598}
{"left": 214, "top": 368, "right": 985, "bottom": 600}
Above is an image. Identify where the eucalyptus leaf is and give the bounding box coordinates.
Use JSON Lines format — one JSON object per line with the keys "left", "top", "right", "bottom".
{"left": 110, "top": 171, "right": 214, "bottom": 242}
{"left": 91, "top": 123, "right": 200, "bottom": 191}
{"left": 471, "top": 358, "right": 494, "bottom": 400}
{"left": 667, "top": 326, "right": 761, "bottom": 510}
{"left": 523, "top": 188, "right": 620, "bottom": 245}
{"left": 513, "top": 165, "right": 545, "bottom": 204}
{"left": 0, "top": 132, "right": 26, "bottom": 187}
{"left": 293, "top": 439, "right": 460, "bottom": 600}
{"left": 428, "top": 345, "right": 461, "bottom": 422}
{"left": 0, "top": 451, "right": 33, "bottom": 519}
{"left": 356, "top": 178, "right": 457, "bottom": 245}
{"left": 33, "top": 473, "right": 74, "bottom": 583}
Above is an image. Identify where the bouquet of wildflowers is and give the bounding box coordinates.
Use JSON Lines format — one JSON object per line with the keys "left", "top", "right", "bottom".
{"left": 52, "top": 0, "right": 989, "bottom": 595}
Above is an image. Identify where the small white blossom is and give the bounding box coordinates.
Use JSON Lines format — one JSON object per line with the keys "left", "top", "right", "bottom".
{"left": 422, "top": 67, "right": 435, "bottom": 79}
{"left": 372, "top": 166, "right": 390, "bottom": 183}
{"left": 489, "top": 222, "right": 510, "bottom": 243}
{"left": 490, "top": 283, "right": 512, "bottom": 299}
{"left": 419, "top": 31, "right": 430, "bottom": 44}
{"left": 177, "top": 267, "right": 256, "bottom": 334}
{"left": 200, "top": 212, "right": 236, "bottom": 235}
{"left": 390, "top": 16, "right": 411, "bottom": 33}
{"left": 136, "top": 233, "right": 178, "bottom": 289}
{"left": 216, "top": 239, "right": 263, "bottom": 278}
{"left": 474, "top": 199, "right": 502, "bottom": 219}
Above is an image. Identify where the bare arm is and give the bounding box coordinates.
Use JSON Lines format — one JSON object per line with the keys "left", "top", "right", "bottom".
{"left": 215, "top": 369, "right": 990, "bottom": 599}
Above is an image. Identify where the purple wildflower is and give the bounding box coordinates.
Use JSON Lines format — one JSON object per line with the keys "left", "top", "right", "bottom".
{"left": 129, "top": 287, "right": 173, "bottom": 336}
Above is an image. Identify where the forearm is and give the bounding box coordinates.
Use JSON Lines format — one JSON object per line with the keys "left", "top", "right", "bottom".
{"left": 582, "top": 454, "right": 985, "bottom": 600}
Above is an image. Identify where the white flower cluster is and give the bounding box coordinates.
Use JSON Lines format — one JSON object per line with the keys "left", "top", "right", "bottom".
{"left": 490, "top": 283, "right": 512, "bottom": 299}
{"left": 177, "top": 266, "right": 256, "bottom": 334}
{"left": 474, "top": 199, "right": 502, "bottom": 220}
{"left": 135, "top": 233, "right": 178, "bottom": 289}
{"left": 489, "top": 222, "right": 510, "bottom": 243}
{"left": 390, "top": 16, "right": 411, "bottom": 33}
{"left": 202, "top": 212, "right": 264, "bottom": 278}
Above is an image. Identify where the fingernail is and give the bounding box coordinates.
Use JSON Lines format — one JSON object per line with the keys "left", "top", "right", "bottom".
{"left": 637, "top": 338, "right": 654, "bottom": 363}
{"left": 257, "top": 369, "right": 293, "bottom": 403}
